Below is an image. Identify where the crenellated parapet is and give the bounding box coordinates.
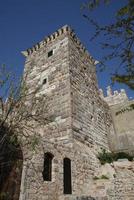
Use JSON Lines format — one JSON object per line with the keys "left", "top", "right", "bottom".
{"left": 21, "top": 25, "right": 95, "bottom": 64}
{"left": 99, "top": 86, "right": 129, "bottom": 106}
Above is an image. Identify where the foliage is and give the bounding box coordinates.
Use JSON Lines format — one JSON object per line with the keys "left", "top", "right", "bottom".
{"left": 0, "top": 64, "right": 51, "bottom": 195}
{"left": 100, "top": 175, "right": 109, "bottom": 179}
{"left": 93, "top": 176, "right": 100, "bottom": 180}
{"left": 9, "top": 134, "right": 19, "bottom": 146}
{"left": 0, "top": 64, "right": 50, "bottom": 151}
{"left": 98, "top": 149, "right": 113, "bottom": 164}
{"left": 30, "top": 135, "right": 40, "bottom": 151}
{"left": 0, "top": 192, "right": 10, "bottom": 200}
{"left": 93, "top": 175, "right": 109, "bottom": 180}
{"left": 82, "top": 0, "right": 134, "bottom": 89}
{"left": 98, "top": 149, "right": 133, "bottom": 165}
{"left": 113, "top": 152, "right": 133, "bottom": 161}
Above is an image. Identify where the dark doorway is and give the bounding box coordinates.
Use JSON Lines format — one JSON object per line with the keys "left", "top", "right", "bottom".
{"left": 63, "top": 158, "right": 72, "bottom": 194}
{"left": 42, "top": 152, "right": 53, "bottom": 181}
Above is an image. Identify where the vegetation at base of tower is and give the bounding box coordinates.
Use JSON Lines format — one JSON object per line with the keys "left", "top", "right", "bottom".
{"left": 100, "top": 174, "right": 109, "bottom": 179}
{"left": 93, "top": 175, "right": 109, "bottom": 180}
{"left": 98, "top": 149, "right": 133, "bottom": 165}
{"left": 82, "top": 0, "right": 134, "bottom": 89}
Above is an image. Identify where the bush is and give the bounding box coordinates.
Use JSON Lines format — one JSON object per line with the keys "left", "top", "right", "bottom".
{"left": 0, "top": 192, "right": 9, "bottom": 200}
{"left": 113, "top": 152, "right": 133, "bottom": 161}
{"left": 98, "top": 149, "right": 133, "bottom": 165}
{"left": 93, "top": 175, "right": 109, "bottom": 180}
{"left": 97, "top": 149, "right": 113, "bottom": 165}
{"left": 100, "top": 175, "right": 109, "bottom": 179}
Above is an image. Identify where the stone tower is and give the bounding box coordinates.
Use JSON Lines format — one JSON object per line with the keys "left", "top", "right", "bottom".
{"left": 19, "top": 25, "right": 113, "bottom": 200}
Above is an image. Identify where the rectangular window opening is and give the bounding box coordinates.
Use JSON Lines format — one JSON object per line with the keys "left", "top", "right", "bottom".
{"left": 48, "top": 50, "right": 53, "bottom": 57}
{"left": 42, "top": 78, "right": 47, "bottom": 85}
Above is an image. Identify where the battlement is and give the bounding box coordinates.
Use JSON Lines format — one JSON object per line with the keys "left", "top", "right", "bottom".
{"left": 21, "top": 25, "right": 95, "bottom": 64}
{"left": 99, "top": 86, "right": 128, "bottom": 106}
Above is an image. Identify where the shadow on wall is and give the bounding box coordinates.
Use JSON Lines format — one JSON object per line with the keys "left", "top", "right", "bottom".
{"left": 0, "top": 126, "right": 23, "bottom": 200}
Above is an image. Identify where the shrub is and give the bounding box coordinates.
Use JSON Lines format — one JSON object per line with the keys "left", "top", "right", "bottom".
{"left": 100, "top": 175, "right": 109, "bottom": 179}
{"left": 113, "top": 152, "right": 133, "bottom": 161}
{"left": 93, "top": 176, "right": 100, "bottom": 180}
{"left": 97, "top": 149, "right": 113, "bottom": 165}
{"left": 98, "top": 149, "right": 133, "bottom": 164}
{"left": 93, "top": 175, "right": 109, "bottom": 180}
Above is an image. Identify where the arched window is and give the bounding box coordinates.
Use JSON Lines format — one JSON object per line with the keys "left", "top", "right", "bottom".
{"left": 63, "top": 158, "right": 72, "bottom": 194}
{"left": 42, "top": 152, "right": 54, "bottom": 181}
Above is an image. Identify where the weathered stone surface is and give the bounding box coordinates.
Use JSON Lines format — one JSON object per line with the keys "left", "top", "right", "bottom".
{"left": 100, "top": 86, "right": 134, "bottom": 154}
{"left": 19, "top": 25, "right": 134, "bottom": 200}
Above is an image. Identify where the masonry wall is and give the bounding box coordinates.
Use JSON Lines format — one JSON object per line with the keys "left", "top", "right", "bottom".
{"left": 19, "top": 25, "right": 134, "bottom": 200}
{"left": 110, "top": 100, "right": 134, "bottom": 154}
{"left": 20, "top": 140, "right": 100, "bottom": 200}
{"left": 20, "top": 31, "right": 104, "bottom": 199}
{"left": 90, "top": 161, "right": 134, "bottom": 200}
{"left": 68, "top": 36, "right": 111, "bottom": 153}
{"left": 60, "top": 35, "right": 114, "bottom": 197}
{"left": 23, "top": 32, "right": 72, "bottom": 144}
{"left": 20, "top": 26, "right": 115, "bottom": 200}
{"left": 101, "top": 87, "right": 134, "bottom": 154}
{"left": 20, "top": 31, "right": 76, "bottom": 200}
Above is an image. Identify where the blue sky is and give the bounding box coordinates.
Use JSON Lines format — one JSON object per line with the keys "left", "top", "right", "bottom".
{"left": 0, "top": 0, "right": 133, "bottom": 98}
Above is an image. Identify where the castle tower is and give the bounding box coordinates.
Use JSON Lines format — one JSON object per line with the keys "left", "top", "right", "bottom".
{"left": 19, "top": 25, "right": 112, "bottom": 200}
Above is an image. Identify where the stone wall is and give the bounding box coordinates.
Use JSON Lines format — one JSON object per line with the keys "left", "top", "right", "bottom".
{"left": 99, "top": 86, "right": 128, "bottom": 106}
{"left": 91, "top": 161, "right": 134, "bottom": 200}
{"left": 100, "top": 86, "right": 134, "bottom": 154}
{"left": 69, "top": 36, "right": 112, "bottom": 153}
{"left": 23, "top": 28, "right": 73, "bottom": 145}
{"left": 110, "top": 100, "right": 134, "bottom": 154}
{"left": 20, "top": 27, "right": 73, "bottom": 200}
{"left": 19, "top": 25, "right": 113, "bottom": 200}
{"left": 19, "top": 25, "right": 134, "bottom": 200}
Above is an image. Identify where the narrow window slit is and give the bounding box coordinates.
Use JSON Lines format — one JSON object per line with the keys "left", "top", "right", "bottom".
{"left": 63, "top": 158, "right": 72, "bottom": 194}
{"left": 42, "top": 152, "right": 54, "bottom": 181}
{"left": 42, "top": 78, "right": 47, "bottom": 85}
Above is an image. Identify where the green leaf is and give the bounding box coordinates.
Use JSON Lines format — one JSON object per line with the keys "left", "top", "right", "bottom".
{"left": 117, "top": 6, "right": 129, "bottom": 16}
{"left": 126, "top": 29, "right": 133, "bottom": 35}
